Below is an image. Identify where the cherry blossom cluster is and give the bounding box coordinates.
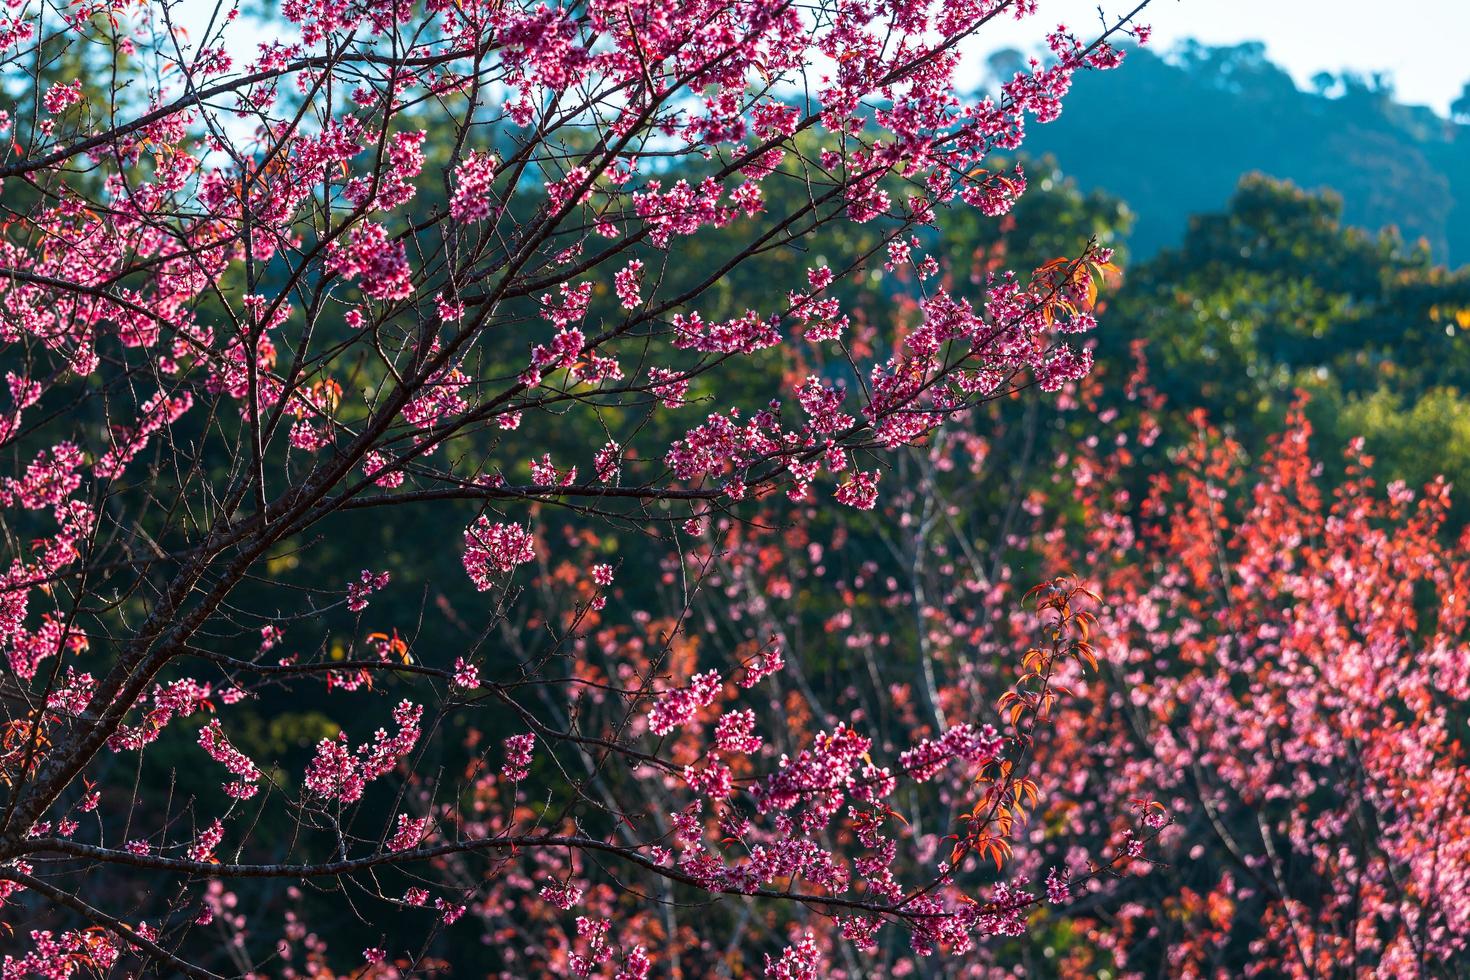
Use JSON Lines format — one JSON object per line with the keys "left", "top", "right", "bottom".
{"left": 450, "top": 151, "right": 499, "bottom": 222}
{"left": 501, "top": 733, "right": 535, "bottom": 782}
{"left": 345, "top": 569, "right": 391, "bottom": 612}
{"left": 198, "top": 721, "right": 265, "bottom": 800}
{"left": 462, "top": 518, "right": 537, "bottom": 589}
{"left": 303, "top": 701, "right": 423, "bottom": 803}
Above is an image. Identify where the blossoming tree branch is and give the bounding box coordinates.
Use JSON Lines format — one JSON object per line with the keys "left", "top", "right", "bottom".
{"left": 0, "top": 0, "right": 1163, "bottom": 973}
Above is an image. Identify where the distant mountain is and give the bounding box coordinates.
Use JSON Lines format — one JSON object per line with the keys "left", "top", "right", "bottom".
{"left": 1003, "top": 41, "right": 1470, "bottom": 265}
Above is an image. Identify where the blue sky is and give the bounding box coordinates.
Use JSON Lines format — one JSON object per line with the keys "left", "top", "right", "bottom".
{"left": 972, "top": 0, "right": 1470, "bottom": 115}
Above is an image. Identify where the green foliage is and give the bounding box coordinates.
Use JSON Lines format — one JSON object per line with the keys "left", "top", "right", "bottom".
{"left": 1101, "top": 175, "right": 1470, "bottom": 461}
{"left": 1316, "top": 385, "right": 1470, "bottom": 505}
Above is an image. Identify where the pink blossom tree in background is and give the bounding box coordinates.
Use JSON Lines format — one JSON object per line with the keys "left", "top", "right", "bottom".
{"left": 0, "top": 0, "right": 1172, "bottom": 974}
{"left": 670, "top": 343, "right": 1470, "bottom": 976}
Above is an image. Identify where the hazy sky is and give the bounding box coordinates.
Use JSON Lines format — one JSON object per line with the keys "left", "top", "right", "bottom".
{"left": 180, "top": 0, "right": 1470, "bottom": 117}
{"left": 973, "top": 0, "right": 1470, "bottom": 115}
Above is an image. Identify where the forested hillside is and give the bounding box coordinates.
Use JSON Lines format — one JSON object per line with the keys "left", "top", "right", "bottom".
{"left": 1005, "top": 42, "right": 1470, "bottom": 264}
